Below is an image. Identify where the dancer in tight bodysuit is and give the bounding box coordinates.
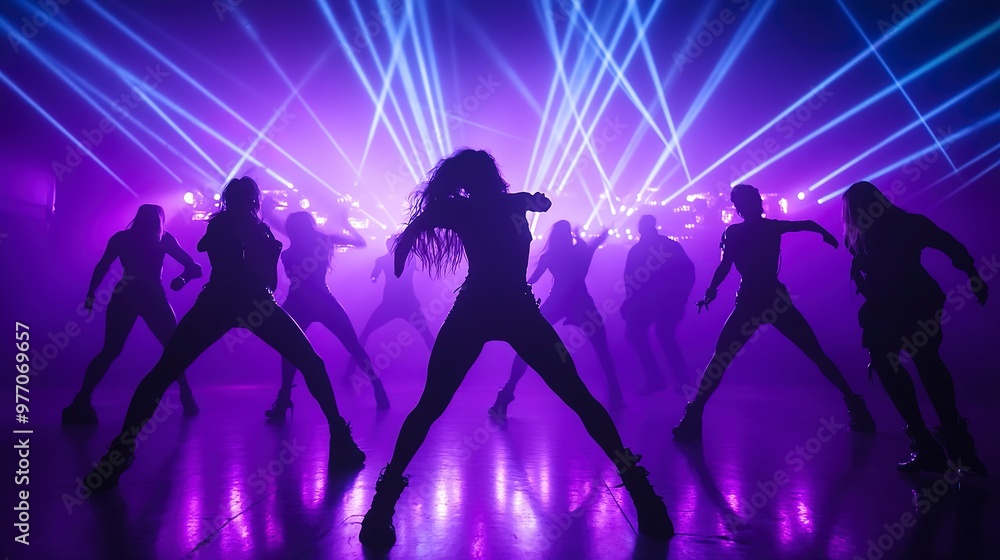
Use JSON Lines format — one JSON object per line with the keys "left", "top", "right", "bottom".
{"left": 357, "top": 149, "right": 673, "bottom": 549}
{"left": 673, "top": 184, "right": 876, "bottom": 442}
{"left": 62, "top": 204, "right": 201, "bottom": 424}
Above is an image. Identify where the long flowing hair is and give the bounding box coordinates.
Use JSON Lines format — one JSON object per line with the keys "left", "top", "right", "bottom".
{"left": 285, "top": 211, "right": 332, "bottom": 269}
{"left": 541, "top": 220, "right": 575, "bottom": 260}
{"left": 212, "top": 177, "right": 261, "bottom": 223}
{"left": 400, "top": 149, "right": 509, "bottom": 277}
{"left": 842, "top": 181, "right": 907, "bottom": 255}
{"left": 127, "top": 204, "right": 165, "bottom": 244}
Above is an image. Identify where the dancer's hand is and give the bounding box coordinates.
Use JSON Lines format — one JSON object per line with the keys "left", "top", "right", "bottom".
{"left": 170, "top": 276, "right": 187, "bottom": 291}
{"left": 822, "top": 231, "right": 839, "bottom": 249}
{"left": 84, "top": 292, "right": 95, "bottom": 312}
{"left": 696, "top": 287, "right": 717, "bottom": 313}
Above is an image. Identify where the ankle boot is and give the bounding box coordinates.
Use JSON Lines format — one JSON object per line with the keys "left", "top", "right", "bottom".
{"left": 359, "top": 467, "right": 409, "bottom": 549}
{"left": 62, "top": 393, "right": 98, "bottom": 425}
{"left": 83, "top": 438, "right": 135, "bottom": 491}
{"left": 488, "top": 387, "right": 515, "bottom": 422}
{"left": 617, "top": 449, "right": 674, "bottom": 540}
{"left": 898, "top": 425, "right": 948, "bottom": 474}
{"left": 672, "top": 402, "right": 703, "bottom": 442}
{"left": 936, "top": 418, "right": 988, "bottom": 477}
{"left": 328, "top": 420, "right": 365, "bottom": 471}
{"left": 845, "top": 393, "right": 876, "bottom": 432}
{"left": 264, "top": 396, "right": 294, "bottom": 424}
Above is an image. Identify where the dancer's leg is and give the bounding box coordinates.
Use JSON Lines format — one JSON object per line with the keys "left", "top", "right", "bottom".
{"left": 625, "top": 318, "right": 660, "bottom": 390}
{"left": 586, "top": 319, "right": 623, "bottom": 401}
{"left": 507, "top": 310, "right": 627, "bottom": 461}
{"left": 406, "top": 307, "right": 436, "bottom": 350}
{"left": 323, "top": 297, "right": 380, "bottom": 385}
{"left": 117, "top": 297, "right": 233, "bottom": 449}
{"left": 382, "top": 316, "right": 484, "bottom": 479}
{"left": 654, "top": 317, "right": 689, "bottom": 387}
{"left": 251, "top": 301, "right": 344, "bottom": 424}
{"left": 358, "top": 303, "right": 397, "bottom": 346}
{"left": 690, "top": 306, "right": 758, "bottom": 407}
{"left": 140, "top": 294, "right": 193, "bottom": 394}
{"left": 910, "top": 340, "right": 960, "bottom": 427}
{"left": 771, "top": 304, "right": 855, "bottom": 397}
{"left": 79, "top": 294, "right": 139, "bottom": 396}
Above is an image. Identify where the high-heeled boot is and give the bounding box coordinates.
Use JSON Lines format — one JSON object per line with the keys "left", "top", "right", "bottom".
{"left": 898, "top": 424, "right": 948, "bottom": 474}
{"left": 488, "top": 387, "right": 516, "bottom": 422}
{"left": 83, "top": 438, "right": 135, "bottom": 492}
{"left": 844, "top": 393, "right": 876, "bottom": 432}
{"left": 936, "top": 418, "right": 988, "bottom": 477}
{"left": 264, "top": 396, "right": 294, "bottom": 424}
{"left": 617, "top": 449, "right": 675, "bottom": 540}
{"left": 359, "top": 467, "right": 409, "bottom": 549}
{"left": 328, "top": 419, "right": 365, "bottom": 471}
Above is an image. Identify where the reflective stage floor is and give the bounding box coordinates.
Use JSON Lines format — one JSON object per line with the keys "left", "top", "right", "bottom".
{"left": 20, "top": 367, "right": 998, "bottom": 560}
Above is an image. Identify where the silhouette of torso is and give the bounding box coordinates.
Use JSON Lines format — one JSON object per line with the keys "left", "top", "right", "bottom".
{"left": 851, "top": 212, "right": 972, "bottom": 303}
{"left": 444, "top": 193, "right": 534, "bottom": 293}
{"left": 282, "top": 242, "right": 332, "bottom": 299}
{"left": 625, "top": 233, "right": 694, "bottom": 303}
{"left": 723, "top": 219, "right": 783, "bottom": 297}
{"left": 547, "top": 241, "right": 592, "bottom": 295}
{"left": 110, "top": 230, "right": 171, "bottom": 288}
{"left": 198, "top": 212, "right": 281, "bottom": 297}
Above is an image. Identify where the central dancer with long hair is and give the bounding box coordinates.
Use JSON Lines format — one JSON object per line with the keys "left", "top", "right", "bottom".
{"left": 358, "top": 149, "right": 673, "bottom": 549}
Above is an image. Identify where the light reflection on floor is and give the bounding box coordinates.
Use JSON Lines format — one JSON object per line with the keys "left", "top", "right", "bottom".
{"left": 28, "top": 377, "right": 999, "bottom": 559}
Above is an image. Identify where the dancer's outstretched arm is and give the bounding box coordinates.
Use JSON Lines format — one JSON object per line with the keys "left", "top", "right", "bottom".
{"left": 85, "top": 234, "right": 121, "bottom": 311}
{"left": 779, "top": 220, "right": 838, "bottom": 248}
{"left": 163, "top": 232, "right": 203, "bottom": 289}
{"left": 920, "top": 215, "right": 988, "bottom": 305}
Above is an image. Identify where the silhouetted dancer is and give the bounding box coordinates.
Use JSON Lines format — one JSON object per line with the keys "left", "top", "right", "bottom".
{"left": 62, "top": 204, "right": 202, "bottom": 424}
{"left": 843, "top": 181, "right": 987, "bottom": 475}
{"left": 673, "top": 184, "right": 875, "bottom": 442}
{"left": 357, "top": 149, "right": 673, "bottom": 549}
{"left": 620, "top": 214, "right": 696, "bottom": 395}
{"left": 264, "top": 211, "right": 389, "bottom": 423}
{"left": 342, "top": 235, "right": 436, "bottom": 379}
{"left": 489, "top": 220, "right": 624, "bottom": 420}
{"left": 82, "top": 178, "right": 364, "bottom": 491}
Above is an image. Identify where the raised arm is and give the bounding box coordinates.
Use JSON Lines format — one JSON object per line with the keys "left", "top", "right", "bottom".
{"left": 163, "top": 232, "right": 204, "bottom": 290}
{"left": 779, "top": 219, "right": 838, "bottom": 248}
{"left": 328, "top": 221, "right": 368, "bottom": 249}
{"left": 86, "top": 234, "right": 121, "bottom": 311}
{"left": 587, "top": 228, "right": 610, "bottom": 253}
{"left": 920, "top": 215, "right": 987, "bottom": 305}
